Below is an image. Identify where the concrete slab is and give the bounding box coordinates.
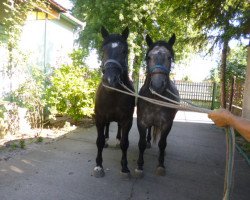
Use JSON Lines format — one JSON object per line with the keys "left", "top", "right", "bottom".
{"left": 0, "top": 111, "right": 249, "bottom": 200}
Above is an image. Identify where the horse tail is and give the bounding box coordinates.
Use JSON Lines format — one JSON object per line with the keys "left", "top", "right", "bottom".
{"left": 153, "top": 126, "right": 160, "bottom": 143}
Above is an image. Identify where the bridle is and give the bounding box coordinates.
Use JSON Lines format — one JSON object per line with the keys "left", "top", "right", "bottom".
{"left": 146, "top": 46, "right": 173, "bottom": 77}
{"left": 102, "top": 59, "right": 124, "bottom": 73}
{"left": 101, "top": 41, "right": 128, "bottom": 74}
{"left": 147, "top": 64, "right": 171, "bottom": 76}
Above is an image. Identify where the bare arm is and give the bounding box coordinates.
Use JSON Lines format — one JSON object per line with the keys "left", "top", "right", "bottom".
{"left": 208, "top": 109, "right": 250, "bottom": 142}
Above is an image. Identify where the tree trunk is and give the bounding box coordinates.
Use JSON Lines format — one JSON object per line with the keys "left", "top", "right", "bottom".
{"left": 132, "top": 55, "right": 140, "bottom": 93}
{"left": 220, "top": 39, "right": 229, "bottom": 108}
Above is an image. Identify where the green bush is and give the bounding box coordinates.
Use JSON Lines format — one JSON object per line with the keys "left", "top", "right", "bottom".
{"left": 5, "top": 67, "right": 46, "bottom": 128}
{"left": 45, "top": 51, "right": 101, "bottom": 120}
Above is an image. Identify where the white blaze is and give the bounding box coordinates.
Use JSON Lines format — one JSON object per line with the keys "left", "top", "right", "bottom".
{"left": 112, "top": 42, "right": 119, "bottom": 48}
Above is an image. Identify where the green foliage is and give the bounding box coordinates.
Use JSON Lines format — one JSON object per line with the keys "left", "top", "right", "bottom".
{"left": 174, "top": 0, "right": 250, "bottom": 48}
{"left": 71, "top": 0, "right": 196, "bottom": 77}
{"left": 0, "top": 104, "right": 7, "bottom": 119}
{"left": 226, "top": 45, "right": 247, "bottom": 82}
{"left": 45, "top": 50, "right": 101, "bottom": 120}
{"left": 209, "top": 45, "right": 247, "bottom": 82}
{"left": 207, "top": 45, "right": 247, "bottom": 107}
{"left": 36, "top": 136, "right": 43, "bottom": 143}
{"left": 2, "top": 0, "right": 47, "bottom": 103}
{"left": 19, "top": 139, "right": 25, "bottom": 149}
{"left": 5, "top": 67, "right": 46, "bottom": 128}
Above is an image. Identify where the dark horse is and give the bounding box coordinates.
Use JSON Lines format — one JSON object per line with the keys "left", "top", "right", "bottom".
{"left": 135, "top": 34, "right": 180, "bottom": 177}
{"left": 93, "top": 27, "right": 135, "bottom": 178}
{"left": 104, "top": 122, "right": 121, "bottom": 148}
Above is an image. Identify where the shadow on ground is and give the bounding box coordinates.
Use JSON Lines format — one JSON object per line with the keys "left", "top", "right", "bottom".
{"left": 0, "top": 115, "right": 249, "bottom": 200}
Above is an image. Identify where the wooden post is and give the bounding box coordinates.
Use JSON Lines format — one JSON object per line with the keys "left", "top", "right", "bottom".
{"left": 211, "top": 82, "right": 217, "bottom": 110}
{"left": 228, "top": 76, "right": 236, "bottom": 112}
{"left": 220, "top": 39, "right": 229, "bottom": 108}
{"left": 242, "top": 42, "right": 250, "bottom": 119}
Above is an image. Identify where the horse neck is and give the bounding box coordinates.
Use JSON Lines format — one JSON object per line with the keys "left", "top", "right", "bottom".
{"left": 121, "top": 72, "right": 131, "bottom": 85}
{"left": 144, "top": 74, "right": 151, "bottom": 88}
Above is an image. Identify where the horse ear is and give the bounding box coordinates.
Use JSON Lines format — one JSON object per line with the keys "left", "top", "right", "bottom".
{"left": 146, "top": 34, "right": 153, "bottom": 46}
{"left": 122, "top": 27, "right": 129, "bottom": 40}
{"left": 101, "top": 26, "right": 109, "bottom": 39}
{"left": 168, "top": 33, "right": 176, "bottom": 46}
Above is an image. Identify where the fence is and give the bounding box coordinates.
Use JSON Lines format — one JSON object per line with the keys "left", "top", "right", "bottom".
{"left": 174, "top": 81, "right": 216, "bottom": 109}
{"left": 137, "top": 77, "right": 216, "bottom": 109}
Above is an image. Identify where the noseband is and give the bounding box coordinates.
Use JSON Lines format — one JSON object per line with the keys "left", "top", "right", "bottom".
{"left": 102, "top": 59, "right": 125, "bottom": 73}
{"left": 148, "top": 64, "right": 170, "bottom": 76}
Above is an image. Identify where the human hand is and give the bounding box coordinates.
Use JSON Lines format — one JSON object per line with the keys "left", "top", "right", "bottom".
{"left": 208, "top": 109, "right": 232, "bottom": 127}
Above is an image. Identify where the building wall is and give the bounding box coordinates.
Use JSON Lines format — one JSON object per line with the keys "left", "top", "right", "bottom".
{"left": 0, "top": 11, "right": 78, "bottom": 98}
{"left": 20, "top": 15, "right": 75, "bottom": 73}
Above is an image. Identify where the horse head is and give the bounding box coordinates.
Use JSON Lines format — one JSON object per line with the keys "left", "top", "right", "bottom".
{"left": 146, "top": 34, "right": 175, "bottom": 94}
{"left": 100, "top": 26, "right": 129, "bottom": 88}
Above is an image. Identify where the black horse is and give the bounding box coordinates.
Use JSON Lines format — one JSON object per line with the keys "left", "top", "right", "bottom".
{"left": 104, "top": 122, "right": 121, "bottom": 148}
{"left": 93, "top": 27, "right": 135, "bottom": 178}
{"left": 135, "top": 34, "right": 180, "bottom": 177}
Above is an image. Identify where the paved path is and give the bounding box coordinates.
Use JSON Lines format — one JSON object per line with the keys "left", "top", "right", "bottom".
{"left": 0, "top": 111, "right": 249, "bottom": 200}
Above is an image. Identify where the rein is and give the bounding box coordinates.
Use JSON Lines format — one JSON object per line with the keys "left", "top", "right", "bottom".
{"left": 102, "top": 82, "right": 235, "bottom": 200}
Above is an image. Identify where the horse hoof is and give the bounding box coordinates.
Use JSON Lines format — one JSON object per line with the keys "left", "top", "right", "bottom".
{"left": 155, "top": 166, "right": 166, "bottom": 176}
{"left": 146, "top": 142, "right": 151, "bottom": 149}
{"left": 120, "top": 171, "right": 131, "bottom": 179}
{"left": 93, "top": 166, "right": 105, "bottom": 178}
{"left": 134, "top": 168, "right": 144, "bottom": 178}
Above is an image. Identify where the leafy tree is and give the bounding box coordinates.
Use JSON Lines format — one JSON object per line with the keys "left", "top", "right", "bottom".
{"left": 179, "top": 0, "right": 249, "bottom": 107}
{"left": 207, "top": 45, "right": 247, "bottom": 107}
{"left": 226, "top": 45, "right": 247, "bottom": 82}
{"left": 71, "top": 0, "right": 249, "bottom": 108}
{"left": 71, "top": 0, "right": 196, "bottom": 80}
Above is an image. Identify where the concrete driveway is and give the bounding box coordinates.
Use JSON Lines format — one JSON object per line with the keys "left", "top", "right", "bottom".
{"left": 0, "top": 111, "right": 249, "bottom": 200}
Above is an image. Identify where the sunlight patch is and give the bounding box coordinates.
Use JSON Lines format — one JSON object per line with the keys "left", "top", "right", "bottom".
{"left": 10, "top": 165, "right": 23, "bottom": 174}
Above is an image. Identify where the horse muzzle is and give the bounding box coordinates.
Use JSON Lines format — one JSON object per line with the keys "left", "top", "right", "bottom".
{"left": 150, "top": 79, "right": 167, "bottom": 94}
{"left": 102, "top": 74, "right": 121, "bottom": 88}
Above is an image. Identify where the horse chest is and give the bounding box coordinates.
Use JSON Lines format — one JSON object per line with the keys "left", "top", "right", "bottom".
{"left": 138, "top": 102, "right": 176, "bottom": 127}
{"left": 95, "top": 89, "right": 134, "bottom": 122}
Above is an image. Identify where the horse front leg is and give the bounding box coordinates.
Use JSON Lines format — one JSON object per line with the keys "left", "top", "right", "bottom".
{"left": 93, "top": 122, "right": 105, "bottom": 178}
{"left": 104, "top": 123, "right": 110, "bottom": 148}
{"left": 120, "top": 121, "right": 132, "bottom": 177}
{"left": 116, "top": 123, "right": 121, "bottom": 148}
{"left": 135, "top": 121, "right": 147, "bottom": 178}
{"left": 156, "top": 122, "right": 173, "bottom": 176}
{"left": 146, "top": 126, "right": 152, "bottom": 149}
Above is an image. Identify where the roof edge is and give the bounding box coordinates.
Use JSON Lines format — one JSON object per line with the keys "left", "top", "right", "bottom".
{"left": 60, "top": 12, "right": 85, "bottom": 28}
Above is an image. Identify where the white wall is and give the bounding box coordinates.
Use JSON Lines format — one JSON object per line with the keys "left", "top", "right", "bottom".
{"left": 20, "top": 17, "right": 75, "bottom": 73}
{"left": 0, "top": 16, "right": 77, "bottom": 98}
